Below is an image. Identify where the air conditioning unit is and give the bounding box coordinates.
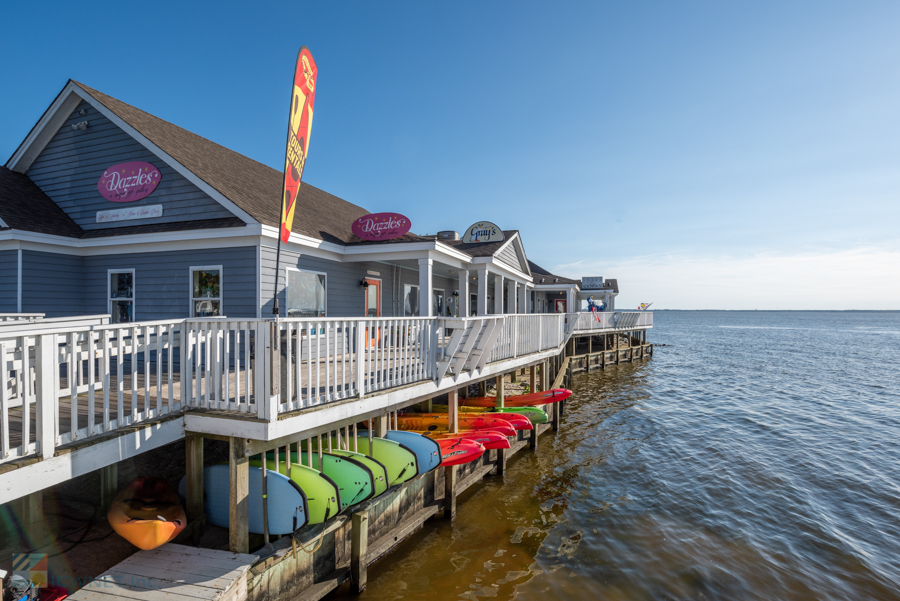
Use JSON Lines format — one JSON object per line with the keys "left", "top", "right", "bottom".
{"left": 437, "top": 230, "right": 460, "bottom": 241}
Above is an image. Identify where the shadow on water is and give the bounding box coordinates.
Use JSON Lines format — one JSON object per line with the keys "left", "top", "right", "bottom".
{"left": 331, "top": 311, "right": 900, "bottom": 601}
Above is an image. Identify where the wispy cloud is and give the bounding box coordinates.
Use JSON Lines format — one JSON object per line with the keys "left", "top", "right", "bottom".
{"left": 553, "top": 246, "right": 900, "bottom": 310}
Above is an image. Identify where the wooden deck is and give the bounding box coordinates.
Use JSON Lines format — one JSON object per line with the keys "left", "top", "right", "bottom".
{"left": 66, "top": 543, "right": 258, "bottom": 601}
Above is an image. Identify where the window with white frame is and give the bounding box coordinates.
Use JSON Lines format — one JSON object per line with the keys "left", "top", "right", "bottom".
{"left": 191, "top": 266, "right": 222, "bottom": 317}
{"left": 404, "top": 284, "right": 419, "bottom": 316}
{"left": 286, "top": 268, "right": 326, "bottom": 318}
{"left": 109, "top": 269, "right": 134, "bottom": 324}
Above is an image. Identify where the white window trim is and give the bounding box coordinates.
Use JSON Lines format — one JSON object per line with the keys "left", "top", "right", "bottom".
{"left": 285, "top": 266, "right": 328, "bottom": 318}
{"left": 190, "top": 265, "right": 223, "bottom": 317}
{"left": 403, "top": 283, "right": 420, "bottom": 317}
{"left": 108, "top": 268, "right": 135, "bottom": 323}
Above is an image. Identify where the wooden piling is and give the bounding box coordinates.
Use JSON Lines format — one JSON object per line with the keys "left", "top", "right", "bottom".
{"left": 185, "top": 435, "right": 203, "bottom": 521}
{"left": 351, "top": 510, "right": 369, "bottom": 592}
{"left": 229, "top": 437, "right": 249, "bottom": 554}
{"left": 444, "top": 465, "right": 457, "bottom": 519}
{"left": 529, "top": 365, "right": 537, "bottom": 393}
{"left": 495, "top": 375, "right": 505, "bottom": 408}
{"left": 449, "top": 389, "right": 459, "bottom": 434}
{"left": 99, "top": 463, "right": 118, "bottom": 514}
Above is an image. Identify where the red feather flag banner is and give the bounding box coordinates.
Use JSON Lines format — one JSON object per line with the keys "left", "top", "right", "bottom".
{"left": 280, "top": 47, "right": 317, "bottom": 243}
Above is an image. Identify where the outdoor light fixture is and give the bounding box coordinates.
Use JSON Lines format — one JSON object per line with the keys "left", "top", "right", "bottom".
{"left": 360, "top": 279, "right": 369, "bottom": 288}
{"left": 71, "top": 121, "right": 88, "bottom": 131}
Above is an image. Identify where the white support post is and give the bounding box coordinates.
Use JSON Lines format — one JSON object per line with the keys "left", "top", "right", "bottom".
{"left": 506, "top": 279, "right": 516, "bottom": 314}
{"left": 477, "top": 268, "right": 489, "bottom": 317}
{"left": 458, "top": 269, "right": 469, "bottom": 317}
{"left": 418, "top": 258, "right": 433, "bottom": 317}
{"left": 494, "top": 273, "right": 505, "bottom": 314}
{"left": 566, "top": 288, "right": 575, "bottom": 313}
{"left": 356, "top": 323, "right": 366, "bottom": 398}
{"left": 35, "top": 334, "right": 56, "bottom": 460}
{"left": 518, "top": 283, "right": 528, "bottom": 314}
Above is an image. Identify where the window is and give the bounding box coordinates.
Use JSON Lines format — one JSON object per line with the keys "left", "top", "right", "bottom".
{"left": 286, "top": 268, "right": 327, "bottom": 318}
{"left": 191, "top": 266, "right": 222, "bottom": 317}
{"left": 404, "top": 284, "right": 419, "bottom": 316}
{"left": 108, "top": 270, "right": 134, "bottom": 324}
{"left": 433, "top": 289, "right": 444, "bottom": 317}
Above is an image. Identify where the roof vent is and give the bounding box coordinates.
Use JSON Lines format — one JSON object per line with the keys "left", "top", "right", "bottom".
{"left": 437, "top": 230, "right": 459, "bottom": 241}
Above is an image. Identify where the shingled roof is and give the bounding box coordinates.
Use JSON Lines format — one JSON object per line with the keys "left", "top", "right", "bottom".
{"left": 0, "top": 166, "right": 82, "bottom": 237}
{"left": 527, "top": 260, "right": 580, "bottom": 286}
{"left": 442, "top": 230, "right": 518, "bottom": 257}
{"left": 73, "top": 82, "right": 371, "bottom": 245}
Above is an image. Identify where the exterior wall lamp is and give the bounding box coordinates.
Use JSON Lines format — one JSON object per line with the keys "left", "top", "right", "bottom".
{"left": 360, "top": 279, "right": 369, "bottom": 288}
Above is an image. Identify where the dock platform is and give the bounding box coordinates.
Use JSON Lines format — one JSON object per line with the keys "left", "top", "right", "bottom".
{"left": 67, "top": 544, "right": 258, "bottom": 601}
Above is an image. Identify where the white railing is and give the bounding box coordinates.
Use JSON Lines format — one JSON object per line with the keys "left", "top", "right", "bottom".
{"left": 0, "top": 313, "right": 569, "bottom": 465}
{"left": 0, "top": 319, "right": 186, "bottom": 464}
{"left": 488, "top": 314, "right": 565, "bottom": 362}
{"left": 0, "top": 314, "right": 45, "bottom": 323}
{"left": 567, "top": 311, "right": 653, "bottom": 334}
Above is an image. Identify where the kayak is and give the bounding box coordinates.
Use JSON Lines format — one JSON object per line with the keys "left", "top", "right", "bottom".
{"left": 179, "top": 465, "right": 309, "bottom": 534}
{"left": 383, "top": 431, "right": 443, "bottom": 474}
{"left": 418, "top": 429, "right": 511, "bottom": 450}
{"left": 351, "top": 436, "right": 418, "bottom": 486}
{"left": 250, "top": 458, "right": 342, "bottom": 524}
{"left": 433, "top": 404, "right": 549, "bottom": 425}
{"left": 434, "top": 438, "right": 485, "bottom": 466}
{"left": 327, "top": 449, "right": 390, "bottom": 498}
{"left": 395, "top": 417, "right": 516, "bottom": 438}
{"left": 109, "top": 477, "right": 186, "bottom": 550}
{"left": 266, "top": 451, "right": 375, "bottom": 510}
{"left": 398, "top": 413, "right": 531, "bottom": 432}
{"left": 459, "top": 389, "right": 572, "bottom": 408}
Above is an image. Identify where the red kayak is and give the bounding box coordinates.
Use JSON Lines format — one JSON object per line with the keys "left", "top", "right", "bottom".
{"left": 421, "top": 429, "right": 511, "bottom": 450}
{"left": 398, "top": 413, "right": 528, "bottom": 433}
{"left": 460, "top": 389, "right": 572, "bottom": 408}
{"left": 436, "top": 438, "right": 485, "bottom": 466}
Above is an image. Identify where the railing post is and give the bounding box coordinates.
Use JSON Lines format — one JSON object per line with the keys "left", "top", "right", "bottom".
{"left": 35, "top": 333, "right": 56, "bottom": 460}
{"left": 269, "top": 321, "right": 280, "bottom": 418}
{"left": 356, "top": 322, "right": 366, "bottom": 398}
{"left": 256, "top": 322, "right": 268, "bottom": 420}
{"left": 351, "top": 510, "right": 369, "bottom": 592}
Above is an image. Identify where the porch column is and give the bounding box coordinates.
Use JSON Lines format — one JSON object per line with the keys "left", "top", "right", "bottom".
{"left": 477, "top": 268, "right": 489, "bottom": 316}
{"left": 518, "top": 283, "right": 528, "bottom": 314}
{"left": 419, "top": 258, "right": 433, "bottom": 317}
{"left": 566, "top": 288, "right": 575, "bottom": 313}
{"left": 603, "top": 291, "right": 610, "bottom": 311}
{"left": 506, "top": 279, "right": 516, "bottom": 314}
{"left": 494, "top": 273, "right": 505, "bottom": 314}
{"left": 458, "top": 269, "right": 469, "bottom": 317}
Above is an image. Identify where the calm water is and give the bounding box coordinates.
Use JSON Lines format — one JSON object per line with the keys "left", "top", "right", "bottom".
{"left": 334, "top": 311, "right": 900, "bottom": 600}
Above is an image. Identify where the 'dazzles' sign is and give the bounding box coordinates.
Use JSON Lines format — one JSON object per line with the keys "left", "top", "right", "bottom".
{"left": 97, "top": 161, "right": 161, "bottom": 202}
{"left": 462, "top": 221, "right": 504, "bottom": 244}
{"left": 352, "top": 213, "right": 412, "bottom": 241}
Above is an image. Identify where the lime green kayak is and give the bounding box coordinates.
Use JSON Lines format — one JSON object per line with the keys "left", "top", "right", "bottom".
{"left": 250, "top": 457, "right": 341, "bottom": 524}
{"left": 328, "top": 450, "right": 389, "bottom": 498}
{"left": 352, "top": 437, "right": 418, "bottom": 486}
{"left": 271, "top": 451, "right": 375, "bottom": 510}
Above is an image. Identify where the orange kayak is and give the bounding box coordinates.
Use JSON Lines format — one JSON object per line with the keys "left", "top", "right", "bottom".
{"left": 419, "top": 429, "right": 511, "bottom": 450}
{"left": 399, "top": 412, "right": 532, "bottom": 431}
{"left": 460, "top": 389, "right": 572, "bottom": 408}
{"left": 435, "top": 438, "right": 485, "bottom": 466}
{"left": 397, "top": 414, "right": 519, "bottom": 436}
{"left": 108, "top": 477, "right": 186, "bottom": 550}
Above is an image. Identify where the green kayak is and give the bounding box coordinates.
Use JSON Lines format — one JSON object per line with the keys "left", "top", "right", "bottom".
{"left": 352, "top": 437, "right": 418, "bottom": 486}
{"left": 271, "top": 451, "right": 375, "bottom": 510}
{"left": 250, "top": 457, "right": 341, "bottom": 524}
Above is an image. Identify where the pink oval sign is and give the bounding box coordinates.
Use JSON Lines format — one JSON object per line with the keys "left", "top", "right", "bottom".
{"left": 97, "top": 161, "right": 162, "bottom": 202}
{"left": 352, "top": 213, "right": 412, "bottom": 241}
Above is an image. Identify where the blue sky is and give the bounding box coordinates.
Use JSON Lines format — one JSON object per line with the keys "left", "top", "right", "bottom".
{"left": 3, "top": 2, "right": 898, "bottom": 309}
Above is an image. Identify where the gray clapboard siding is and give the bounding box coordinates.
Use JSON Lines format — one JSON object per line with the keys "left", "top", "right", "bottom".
{"left": 0, "top": 250, "right": 18, "bottom": 312}
{"left": 26, "top": 100, "right": 237, "bottom": 230}
{"left": 21, "top": 251, "right": 85, "bottom": 316}
{"left": 261, "top": 247, "right": 459, "bottom": 318}
{"left": 497, "top": 242, "right": 526, "bottom": 273}
{"left": 83, "top": 247, "right": 258, "bottom": 320}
